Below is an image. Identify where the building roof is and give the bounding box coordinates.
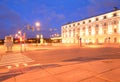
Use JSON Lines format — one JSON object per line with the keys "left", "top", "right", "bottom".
{"left": 63, "top": 9, "right": 120, "bottom": 26}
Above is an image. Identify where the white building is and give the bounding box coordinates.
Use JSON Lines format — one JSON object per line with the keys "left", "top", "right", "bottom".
{"left": 61, "top": 10, "right": 120, "bottom": 45}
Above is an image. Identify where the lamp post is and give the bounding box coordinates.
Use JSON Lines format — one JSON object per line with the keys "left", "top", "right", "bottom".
{"left": 15, "top": 22, "right": 40, "bottom": 51}
{"left": 36, "top": 34, "right": 39, "bottom": 46}
{"left": 18, "top": 30, "right": 23, "bottom": 52}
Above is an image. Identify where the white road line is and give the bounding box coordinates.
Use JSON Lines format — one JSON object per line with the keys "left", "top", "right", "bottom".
{"left": 0, "top": 53, "right": 34, "bottom": 67}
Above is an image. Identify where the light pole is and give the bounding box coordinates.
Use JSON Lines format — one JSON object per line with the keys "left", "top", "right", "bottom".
{"left": 36, "top": 34, "right": 39, "bottom": 46}
{"left": 18, "top": 30, "right": 23, "bottom": 52}
{"left": 15, "top": 22, "right": 40, "bottom": 51}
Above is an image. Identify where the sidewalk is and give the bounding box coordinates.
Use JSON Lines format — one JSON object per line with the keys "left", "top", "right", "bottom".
{"left": 3, "top": 59, "right": 120, "bottom": 82}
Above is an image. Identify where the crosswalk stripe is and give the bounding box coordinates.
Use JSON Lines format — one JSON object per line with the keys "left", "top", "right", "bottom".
{"left": 0, "top": 53, "right": 34, "bottom": 66}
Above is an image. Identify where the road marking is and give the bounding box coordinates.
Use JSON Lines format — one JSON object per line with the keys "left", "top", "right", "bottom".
{"left": 28, "top": 63, "right": 41, "bottom": 67}
{"left": 0, "top": 53, "right": 34, "bottom": 67}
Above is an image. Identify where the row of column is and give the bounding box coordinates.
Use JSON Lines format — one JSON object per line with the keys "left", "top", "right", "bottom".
{"left": 62, "top": 19, "right": 120, "bottom": 43}
{"left": 63, "top": 20, "right": 120, "bottom": 38}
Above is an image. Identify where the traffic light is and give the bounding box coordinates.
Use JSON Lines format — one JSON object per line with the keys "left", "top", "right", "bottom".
{"left": 32, "top": 26, "right": 34, "bottom": 31}
{"left": 27, "top": 24, "right": 30, "bottom": 30}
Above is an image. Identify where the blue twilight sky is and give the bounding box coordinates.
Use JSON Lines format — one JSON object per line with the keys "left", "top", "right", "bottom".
{"left": 0, "top": 0, "right": 120, "bottom": 39}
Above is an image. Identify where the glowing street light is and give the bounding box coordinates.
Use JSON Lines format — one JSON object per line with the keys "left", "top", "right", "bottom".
{"left": 36, "top": 34, "right": 39, "bottom": 38}
{"left": 35, "top": 22, "right": 40, "bottom": 27}
{"left": 35, "top": 22, "right": 40, "bottom": 31}
{"left": 18, "top": 30, "right": 21, "bottom": 34}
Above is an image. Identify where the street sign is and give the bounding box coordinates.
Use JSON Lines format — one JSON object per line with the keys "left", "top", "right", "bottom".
{"left": 4, "top": 36, "right": 13, "bottom": 52}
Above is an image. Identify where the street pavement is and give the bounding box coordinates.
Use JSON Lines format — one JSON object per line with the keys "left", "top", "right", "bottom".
{"left": 0, "top": 44, "right": 120, "bottom": 82}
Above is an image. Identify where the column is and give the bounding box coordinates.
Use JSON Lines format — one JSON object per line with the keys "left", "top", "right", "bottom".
{"left": 85, "top": 26, "right": 89, "bottom": 36}
{"left": 108, "top": 21, "right": 112, "bottom": 34}
{"left": 99, "top": 23, "right": 103, "bottom": 35}
{"left": 91, "top": 26, "right": 95, "bottom": 36}
{"left": 118, "top": 20, "right": 120, "bottom": 33}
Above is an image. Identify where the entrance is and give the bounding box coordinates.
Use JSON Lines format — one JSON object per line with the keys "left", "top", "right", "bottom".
{"left": 114, "top": 37, "right": 117, "bottom": 43}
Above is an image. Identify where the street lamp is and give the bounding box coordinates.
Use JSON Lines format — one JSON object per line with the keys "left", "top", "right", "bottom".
{"left": 18, "top": 31, "right": 21, "bottom": 34}
{"left": 35, "top": 22, "right": 40, "bottom": 27}
{"left": 35, "top": 22, "right": 40, "bottom": 31}
{"left": 17, "top": 30, "right": 23, "bottom": 52}
{"left": 14, "top": 22, "right": 41, "bottom": 52}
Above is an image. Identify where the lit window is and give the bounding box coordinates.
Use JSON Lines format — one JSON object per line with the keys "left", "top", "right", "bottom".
{"left": 113, "top": 21, "right": 117, "bottom": 24}
{"left": 96, "top": 24, "right": 99, "bottom": 27}
{"left": 82, "top": 27, "right": 85, "bottom": 30}
{"left": 89, "top": 26, "right": 91, "bottom": 31}
{"left": 114, "top": 29, "right": 117, "bottom": 33}
{"left": 104, "top": 23, "right": 107, "bottom": 26}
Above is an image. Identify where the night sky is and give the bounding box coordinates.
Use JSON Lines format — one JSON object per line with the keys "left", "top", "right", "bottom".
{"left": 0, "top": 0, "right": 120, "bottom": 39}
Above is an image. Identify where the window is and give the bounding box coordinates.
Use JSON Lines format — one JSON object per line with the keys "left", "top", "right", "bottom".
{"left": 83, "top": 27, "right": 85, "bottom": 30}
{"left": 78, "top": 23, "right": 80, "bottom": 25}
{"left": 114, "top": 29, "right": 117, "bottom": 33}
{"left": 114, "top": 37, "right": 117, "bottom": 43}
{"left": 83, "top": 21, "right": 85, "bottom": 24}
{"left": 104, "top": 23, "right": 107, "bottom": 26}
{"left": 96, "top": 18, "right": 99, "bottom": 21}
{"left": 73, "top": 24, "right": 75, "bottom": 26}
{"left": 113, "top": 13, "right": 117, "bottom": 17}
{"left": 103, "top": 16, "right": 107, "bottom": 19}
{"left": 95, "top": 24, "right": 99, "bottom": 30}
{"left": 89, "top": 26, "right": 91, "bottom": 31}
{"left": 113, "top": 21, "right": 117, "bottom": 24}
{"left": 69, "top": 25, "right": 71, "bottom": 27}
{"left": 96, "top": 24, "right": 99, "bottom": 27}
{"left": 89, "top": 20, "right": 91, "bottom": 23}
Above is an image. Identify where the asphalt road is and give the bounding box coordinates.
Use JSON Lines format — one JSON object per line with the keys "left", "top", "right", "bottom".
{"left": 24, "top": 47, "right": 120, "bottom": 64}
{"left": 0, "top": 46, "right": 120, "bottom": 82}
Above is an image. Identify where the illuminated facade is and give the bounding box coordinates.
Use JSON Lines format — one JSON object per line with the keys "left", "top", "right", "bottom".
{"left": 61, "top": 10, "right": 120, "bottom": 44}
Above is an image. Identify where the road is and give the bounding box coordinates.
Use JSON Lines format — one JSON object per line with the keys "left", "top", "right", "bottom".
{"left": 0, "top": 45, "right": 120, "bottom": 82}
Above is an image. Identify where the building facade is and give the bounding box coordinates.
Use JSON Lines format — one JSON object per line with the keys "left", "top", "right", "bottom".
{"left": 61, "top": 10, "right": 120, "bottom": 45}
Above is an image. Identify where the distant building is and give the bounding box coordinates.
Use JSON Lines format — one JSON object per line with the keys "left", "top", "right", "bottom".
{"left": 51, "top": 36, "right": 62, "bottom": 43}
{"left": 61, "top": 10, "right": 120, "bottom": 44}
